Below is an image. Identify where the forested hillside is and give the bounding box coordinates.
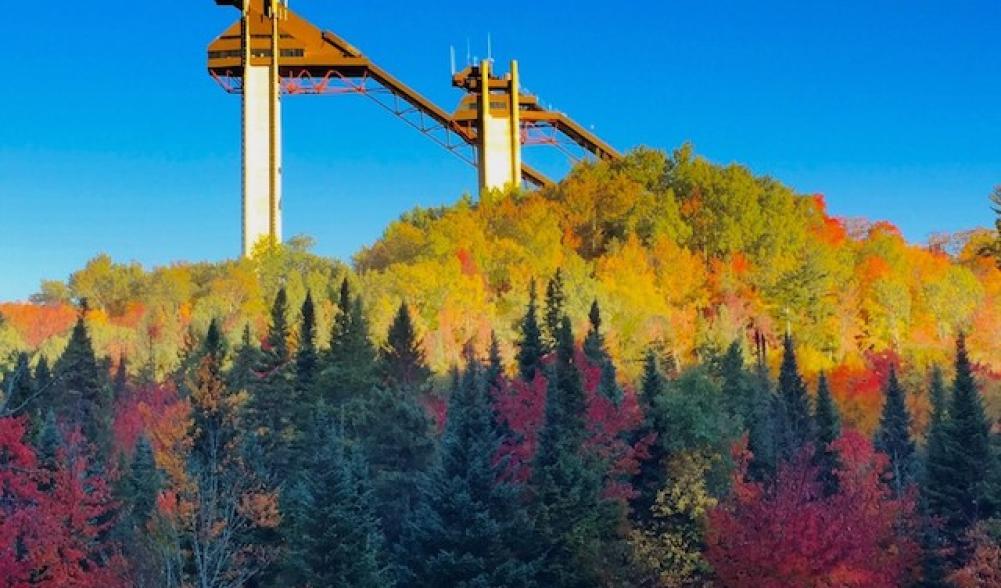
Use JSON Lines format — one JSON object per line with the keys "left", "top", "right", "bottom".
{"left": 1, "top": 145, "right": 1000, "bottom": 586}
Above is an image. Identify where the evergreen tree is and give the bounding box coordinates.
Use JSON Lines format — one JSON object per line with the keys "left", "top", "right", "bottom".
{"left": 246, "top": 288, "right": 297, "bottom": 479}
{"left": 399, "top": 358, "right": 540, "bottom": 587}
{"left": 52, "top": 313, "right": 112, "bottom": 451}
{"left": 582, "top": 300, "right": 605, "bottom": 363}
{"left": 378, "top": 301, "right": 431, "bottom": 391}
{"left": 812, "top": 372, "right": 841, "bottom": 496}
{"left": 486, "top": 330, "right": 504, "bottom": 392}
{"left": 287, "top": 429, "right": 390, "bottom": 588}
{"left": 33, "top": 355, "right": 51, "bottom": 393}
{"left": 920, "top": 366, "right": 951, "bottom": 587}
{"left": 543, "top": 268, "right": 566, "bottom": 352}
{"left": 516, "top": 280, "right": 545, "bottom": 382}
{"left": 925, "top": 334, "right": 994, "bottom": 567}
{"left": 227, "top": 323, "right": 261, "bottom": 394}
{"left": 746, "top": 359, "right": 778, "bottom": 483}
{"left": 583, "top": 300, "right": 621, "bottom": 403}
{"left": 776, "top": 334, "right": 813, "bottom": 460}
{"left": 202, "top": 319, "right": 226, "bottom": 363}
{"left": 320, "top": 278, "right": 378, "bottom": 406}
{"left": 874, "top": 367, "right": 917, "bottom": 497}
{"left": 1, "top": 352, "right": 34, "bottom": 418}
{"left": 113, "top": 354, "right": 129, "bottom": 402}
{"left": 349, "top": 385, "right": 435, "bottom": 548}
{"left": 532, "top": 316, "right": 626, "bottom": 587}
{"left": 114, "top": 435, "right": 163, "bottom": 585}
{"left": 632, "top": 347, "right": 669, "bottom": 522}
{"left": 36, "top": 409, "right": 62, "bottom": 474}
{"left": 720, "top": 341, "right": 754, "bottom": 425}
{"left": 295, "top": 291, "right": 319, "bottom": 397}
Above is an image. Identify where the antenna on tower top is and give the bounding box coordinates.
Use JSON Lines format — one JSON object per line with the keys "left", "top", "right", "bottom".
{"left": 487, "top": 33, "right": 493, "bottom": 62}
{"left": 449, "top": 45, "right": 456, "bottom": 75}
{"left": 465, "top": 38, "right": 471, "bottom": 66}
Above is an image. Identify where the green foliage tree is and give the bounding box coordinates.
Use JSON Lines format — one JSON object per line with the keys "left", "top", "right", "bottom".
{"left": 52, "top": 313, "right": 112, "bottom": 451}
{"left": 813, "top": 372, "right": 842, "bottom": 496}
{"left": 378, "top": 302, "right": 431, "bottom": 392}
{"left": 874, "top": 367, "right": 917, "bottom": 497}
{"left": 777, "top": 334, "right": 813, "bottom": 460}
{"left": 399, "top": 358, "right": 540, "bottom": 587}
{"left": 531, "top": 315, "right": 628, "bottom": 587}
{"left": 516, "top": 280, "right": 545, "bottom": 382}
{"left": 320, "top": 278, "right": 377, "bottom": 406}
{"left": 286, "top": 429, "right": 390, "bottom": 588}
{"left": 925, "top": 334, "right": 995, "bottom": 568}
{"left": 543, "top": 269, "right": 566, "bottom": 353}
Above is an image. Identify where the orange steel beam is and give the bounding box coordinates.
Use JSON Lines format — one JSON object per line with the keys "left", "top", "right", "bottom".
{"left": 209, "top": 1, "right": 618, "bottom": 189}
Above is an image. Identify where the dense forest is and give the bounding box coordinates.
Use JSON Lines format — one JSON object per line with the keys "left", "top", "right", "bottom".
{"left": 1, "top": 145, "right": 1000, "bottom": 586}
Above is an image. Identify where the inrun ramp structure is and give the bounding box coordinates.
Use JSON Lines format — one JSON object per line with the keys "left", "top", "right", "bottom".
{"left": 208, "top": 0, "right": 621, "bottom": 255}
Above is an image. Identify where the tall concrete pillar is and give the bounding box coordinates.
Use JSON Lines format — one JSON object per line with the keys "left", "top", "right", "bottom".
{"left": 240, "top": 1, "right": 282, "bottom": 256}
{"left": 477, "top": 60, "right": 522, "bottom": 197}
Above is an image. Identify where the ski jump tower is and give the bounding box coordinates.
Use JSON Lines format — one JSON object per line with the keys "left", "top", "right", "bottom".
{"left": 208, "top": 0, "right": 619, "bottom": 256}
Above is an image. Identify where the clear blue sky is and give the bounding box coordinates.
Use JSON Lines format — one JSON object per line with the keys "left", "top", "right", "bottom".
{"left": 1, "top": 0, "right": 998, "bottom": 301}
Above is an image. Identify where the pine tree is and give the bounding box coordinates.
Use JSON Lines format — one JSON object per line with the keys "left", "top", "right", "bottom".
{"left": 320, "top": 278, "right": 377, "bottom": 406}
{"left": 295, "top": 291, "right": 319, "bottom": 397}
{"left": 582, "top": 300, "right": 605, "bottom": 363}
{"left": 532, "top": 315, "right": 625, "bottom": 587}
{"left": 202, "top": 319, "right": 226, "bottom": 364}
{"left": 2, "top": 352, "right": 34, "bottom": 418}
{"left": 720, "top": 341, "right": 754, "bottom": 425}
{"left": 813, "top": 372, "right": 841, "bottom": 496}
{"left": 112, "top": 354, "right": 129, "bottom": 402}
{"left": 925, "top": 334, "right": 994, "bottom": 567}
{"left": 921, "top": 366, "right": 951, "bottom": 588}
{"left": 399, "top": 358, "right": 540, "bottom": 586}
{"left": 114, "top": 435, "right": 163, "bottom": 586}
{"left": 378, "top": 302, "right": 431, "bottom": 391}
{"left": 516, "top": 280, "right": 545, "bottom": 382}
{"left": 286, "top": 429, "right": 390, "bottom": 588}
{"left": 746, "top": 359, "right": 778, "bottom": 483}
{"left": 52, "top": 313, "right": 112, "bottom": 451}
{"left": 227, "top": 323, "right": 261, "bottom": 394}
{"left": 583, "top": 300, "right": 621, "bottom": 403}
{"left": 632, "top": 347, "right": 669, "bottom": 523}
{"left": 246, "top": 288, "right": 297, "bottom": 479}
{"left": 543, "top": 268, "right": 566, "bottom": 352}
{"left": 777, "top": 334, "right": 812, "bottom": 460}
{"left": 33, "top": 356, "right": 51, "bottom": 393}
{"left": 874, "top": 367, "right": 916, "bottom": 497}
{"left": 486, "top": 331, "right": 504, "bottom": 391}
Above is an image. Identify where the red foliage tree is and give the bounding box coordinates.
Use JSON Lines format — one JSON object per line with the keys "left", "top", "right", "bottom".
{"left": 0, "top": 417, "right": 128, "bottom": 587}
{"left": 492, "top": 351, "right": 653, "bottom": 497}
{"left": 706, "top": 431, "right": 919, "bottom": 587}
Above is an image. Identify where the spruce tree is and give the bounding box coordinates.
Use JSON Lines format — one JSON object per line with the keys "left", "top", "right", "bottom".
{"left": 543, "top": 268, "right": 566, "bottom": 352}
{"left": 516, "top": 280, "right": 545, "bottom": 382}
{"left": 632, "top": 347, "right": 669, "bottom": 523}
{"left": 399, "top": 358, "right": 540, "bottom": 587}
{"left": 925, "top": 334, "right": 994, "bottom": 567}
{"left": 113, "top": 354, "right": 129, "bottom": 402}
{"left": 583, "top": 300, "right": 621, "bottom": 403}
{"left": 1, "top": 352, "right": 34, "bottom": 418}
{"left": 747, "top": 359, "right": 778, "bottom": 483}
{"left": 287, "top": 429, "right": 390, "bottom": 588}
{"left": 52, "top": 313, "right": 112, "bottom": 451}
{"left": 582, "top": 300, "right": 605, "bottom": 363}
{"left": 246, "top": 288, "right": 297, "bottom": 479}
{"left": 33, "top": 356, "right": 51, "bottom": 394}
{"left": 874, "top": 367, "right": 916, "bottom": 496}
{"left": 720, "top": 341, "right": 754, "bottom": 425}
{"left": 320, "top": 278, "right": 377, "bottom": 406}
{"left": 114, "top": 435, "right": 163, "bottom": 585}
{"left": 227, "top": 323, "right": 261, "bottom": 394}
{"left": 202, "top": 319, "right": 226, "bottom": 364}
{"left": 295, "top": 291, "right": 319, "bottom": 397}
{"left": 532, "top": 315, "right": 625, "bottom": 587}
{"left": 920, "top": 366, "right": 951, "bottom": 588}
{"left": 486, "top": 330, "right": 504, "bottom": 392}
{"left": 378, "top": 302, "right": 430, "bottom": 391}
{"left": 812, "top": 372, "right": 841, "bottom": 496}
{"left": 777, "top": 334, "right": 812, "bottom": 460}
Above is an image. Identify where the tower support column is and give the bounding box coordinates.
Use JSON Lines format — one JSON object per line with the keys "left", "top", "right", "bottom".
{"left": 477, "top": 60, "right": 522, "bottom": 198}
{"left": 240, "top": 1, "right": 282, "bottom": 256}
